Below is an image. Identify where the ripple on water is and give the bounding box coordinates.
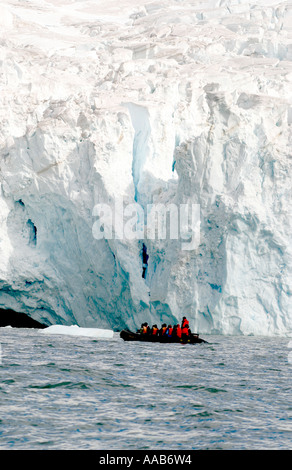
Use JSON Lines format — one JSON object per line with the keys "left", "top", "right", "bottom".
{"left": 27, "top": 381, "right": 92, "bottom": 390}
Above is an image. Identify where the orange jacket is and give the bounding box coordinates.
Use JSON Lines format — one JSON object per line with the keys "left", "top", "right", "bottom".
{"left": 152, "top": 327, "right": 158, "bottom": 335}
{"left": 176, "top": 326, "right": 182, "bottom": 338}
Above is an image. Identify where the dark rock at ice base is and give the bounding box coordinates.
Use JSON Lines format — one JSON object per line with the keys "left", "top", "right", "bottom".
{"left": 0, "top": 307, "right": 47, "bottom": 329}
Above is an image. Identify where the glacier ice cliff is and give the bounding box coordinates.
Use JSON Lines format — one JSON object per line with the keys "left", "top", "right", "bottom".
{"left": 0, "top": 0, "right": 291, "bottom": 335}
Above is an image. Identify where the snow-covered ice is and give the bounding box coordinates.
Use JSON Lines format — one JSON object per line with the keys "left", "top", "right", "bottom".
{"left": 0, "top": 0, "right": 291, "bottom": 335}
{"left": 41, "top": 325, "right": 114, "bottom": 339}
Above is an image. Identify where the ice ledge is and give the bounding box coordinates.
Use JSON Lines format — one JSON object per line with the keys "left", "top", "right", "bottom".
{"left": 41, "top": 325, "right": 114, "bottom": 339}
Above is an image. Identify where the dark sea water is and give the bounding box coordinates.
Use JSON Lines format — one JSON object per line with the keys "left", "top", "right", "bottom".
{"left": 0, "top": 327, "right": 291, "bottom": 450}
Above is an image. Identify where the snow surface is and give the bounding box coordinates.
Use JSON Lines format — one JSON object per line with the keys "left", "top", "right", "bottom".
{"left": 0, "top": 0, "right": 291, "bottom": 335}
{"left": 41, "top": 325, "right": 114, "bottom": 338}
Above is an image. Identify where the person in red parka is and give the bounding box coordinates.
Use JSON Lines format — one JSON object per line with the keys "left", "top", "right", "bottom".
{"left": 175, "top": 324, "right": 182, "bottom": 339}
{"left": 181, "top": 324, "right": 190, "bottom": 341}
{"left": 181, "top": 316, "right": 189, "bottom": 328}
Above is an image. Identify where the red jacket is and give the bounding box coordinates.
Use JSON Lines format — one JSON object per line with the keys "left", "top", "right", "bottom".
{"left": 176, "top": 326, "right": 182, "bottom": 338}
{"left": 182, "top": 326, "right": 189, "bottom": 336}
{"left": 182, "top": 318, "right": 189, "bottom": 328}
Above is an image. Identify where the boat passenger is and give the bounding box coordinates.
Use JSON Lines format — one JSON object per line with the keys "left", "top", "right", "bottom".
{"left": 175, "top": 324, "right": 182, "bottom": 339}
{"left": 142, "top": 322, "right": 150, "bottom": 335}
{"left": 181, "top": 316, "right": 189, "bottom": 328}
{"left": 160, "top": 323, "right": 167, "bottom": 336}
{"left": 151, "top": 324, "right": 158, "bottom": 336}
{"left": 166, "top": 325, "right": 173, "bottom": 337}
{"left": 181, "top": 324, "right": 190, "bottom": 341}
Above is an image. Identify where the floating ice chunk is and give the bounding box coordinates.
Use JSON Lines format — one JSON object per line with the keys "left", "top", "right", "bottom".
{"left": 41, "top": 325, "right": 114, "bottom": 339}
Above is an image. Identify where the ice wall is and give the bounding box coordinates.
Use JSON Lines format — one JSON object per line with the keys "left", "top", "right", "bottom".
{"left": 0, "top": 0, "right": 291, "bottom": 335}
